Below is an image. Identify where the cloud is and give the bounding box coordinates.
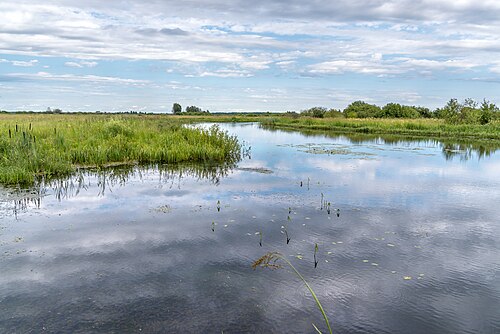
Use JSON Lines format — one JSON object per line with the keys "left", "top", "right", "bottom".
{"left": 6, "top": 71, "right": 149, "bottom": 85}
{"left": 198, "top": 69, "right": 253, "bottom": 78}
{"left": 1, "top": 1, "right": 500, "bottom": 111}
{"left": 10, "top": 59, "right": 39, "bottom": 67}
{"left": 64, "top": 60, "right": 98, "bottom": 68}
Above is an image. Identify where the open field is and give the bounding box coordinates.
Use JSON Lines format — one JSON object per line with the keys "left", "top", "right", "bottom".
{"left": 0, "top": 113, "right": 240, "bottom": 184}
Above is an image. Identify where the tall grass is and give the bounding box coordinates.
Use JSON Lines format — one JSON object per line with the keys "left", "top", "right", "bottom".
{"left": 0, "top": 114, "right": 240, "bottom": 185}
{"left": 259, "top": 117, "right": 500, "bottom": 141}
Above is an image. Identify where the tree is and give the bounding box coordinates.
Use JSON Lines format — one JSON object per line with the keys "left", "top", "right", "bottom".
{"left": 301, "top": 107, "right": 327, "bottom": 118}
{"left": 479, "top": 100, "right": 498, "bottom": 125}
{"left": 172, "top": 103, "right": 182, "bottom": 114}
{"left": 185, "top": 105, "right": 203, "bottom": 114}
{"left": 381, "top": 103, "right": 420, "bottom": 118}
{"left": 343, "top": 101, "right": 381, "bottom": 118}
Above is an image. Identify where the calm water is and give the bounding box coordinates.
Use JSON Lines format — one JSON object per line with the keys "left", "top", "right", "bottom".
{"left": 1, "top": 123, "right": 500, "bottom": 333}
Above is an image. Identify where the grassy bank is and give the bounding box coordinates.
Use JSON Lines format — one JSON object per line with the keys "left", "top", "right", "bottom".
{"left": 0, "top": 114, "right": 240, "bottom": 185}
{"left": 258, "top": 117, "right": 500, "bottom": 141}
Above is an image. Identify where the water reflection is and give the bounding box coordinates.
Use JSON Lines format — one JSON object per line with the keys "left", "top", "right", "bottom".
{"left": 1, "top": 123, "right": 500, "bottom": 333}
{"left": 0, "top": 162, "right": 235, "bottom": 217}
{"left": 261, "top": 124, "right": 500, "bottom": 161}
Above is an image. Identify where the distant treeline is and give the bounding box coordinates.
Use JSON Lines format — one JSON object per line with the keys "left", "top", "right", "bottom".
{"left": 296, "top": 98, "right": 500, "bottom": 125}
{"left": 2, "top": 98, "right": 499, "bottom": 125}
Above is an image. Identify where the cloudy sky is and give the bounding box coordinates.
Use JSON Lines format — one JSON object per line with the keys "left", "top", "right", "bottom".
{"left": 1, "top": 1, "right": 500, "bottom": 112}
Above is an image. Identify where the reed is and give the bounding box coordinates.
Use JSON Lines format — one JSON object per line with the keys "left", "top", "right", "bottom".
{"left": 0, "top": 114, "right": 241, "bottom": 185}
{"left": 259, "top": 116, "right": 500, "bottom": 141}
{"left": 253, "top": 252, "right": 333, "bottom": 334}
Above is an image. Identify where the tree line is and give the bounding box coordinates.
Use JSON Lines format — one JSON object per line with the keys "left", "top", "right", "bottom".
{"left": 172, "top": 103, "right": 210, "bottom": 115}
{"left": 297, "top": 98, "right": 499, "bottom": 125}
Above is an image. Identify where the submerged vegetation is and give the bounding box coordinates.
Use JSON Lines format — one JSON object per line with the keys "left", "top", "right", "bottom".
{"left": 0, "top": 114, "right": 240, "bottom": 185}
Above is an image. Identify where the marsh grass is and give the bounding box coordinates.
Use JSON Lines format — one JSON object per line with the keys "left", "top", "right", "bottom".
{"left": 253, "top": 252, "right": 333, "bottom": 334}
{"left": 260, "top": 117, "right": 500, "bottom": 141}
{"left": 0, "top": 114, "right": 241, "bottom": 185}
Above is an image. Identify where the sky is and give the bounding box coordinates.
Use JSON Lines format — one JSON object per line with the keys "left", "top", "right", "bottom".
{"left": 1, "top": 0, "right": 500, "bottom": 113}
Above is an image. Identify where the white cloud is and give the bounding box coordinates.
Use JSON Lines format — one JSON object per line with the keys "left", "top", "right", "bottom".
{"left": 7, "top": 71, "right": 149, "bottom": 85}
{"left": 64, "top": 60, "right": 98, "bottom": 68}
{"left": 11, "top": 59, "right": 39, "bottom": 67}
{"left": 1, "top": 1, "right": 500, "bottom": 111}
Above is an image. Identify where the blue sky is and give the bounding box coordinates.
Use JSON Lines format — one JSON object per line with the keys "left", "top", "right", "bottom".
{"left": 1, "top": 0, "right": 500, "bottom": 112}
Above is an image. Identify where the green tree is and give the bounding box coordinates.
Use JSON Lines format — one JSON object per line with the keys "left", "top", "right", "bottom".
{"left": 185, "top": 105, "right": 203, "bottom": 114}
{"left": 172, "top": 103, "right": 182, "bottom": 114}
{"left": 324, "top": 108, "right": 344, "bottom": 118}
{"left": 381, "top": 103, "right": 420, "bottom": 118}
{"left": 301, "top": 107, "right": 327, "bottom": 118}
{"left": 479, "top": 100, "right": 498, "bottom": 125}
{"left": 343, "top": 101, "right": 381, "bottom": 118}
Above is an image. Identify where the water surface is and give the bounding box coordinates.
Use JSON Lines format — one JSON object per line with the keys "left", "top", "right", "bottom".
{"left": 1, "top": 123, "right": 499, "bottom": 333}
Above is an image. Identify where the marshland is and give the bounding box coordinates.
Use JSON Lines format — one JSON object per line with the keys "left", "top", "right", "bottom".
{"left": 1, "top": 115, "right": 500, "bottom": 333}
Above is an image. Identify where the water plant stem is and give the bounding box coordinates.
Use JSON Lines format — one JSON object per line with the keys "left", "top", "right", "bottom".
{"left": 253, "top": 252, "right": 333, "bottom": 334}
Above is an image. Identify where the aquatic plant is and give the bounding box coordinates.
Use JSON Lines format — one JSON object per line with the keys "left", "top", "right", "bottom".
{"left": 252, "top": 252, "right": 333, "bottom": 334}
{"left": 0, "top": 114, "right": 241, "bottom": 185}
{"left": 284, "top": 226, "right": 290, "bottom": 244}
{"left": 314, "top": 243, "right": 319, "bottom": 268}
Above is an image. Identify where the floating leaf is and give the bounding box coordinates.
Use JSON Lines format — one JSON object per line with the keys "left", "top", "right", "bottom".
{"left": 296, "top": 255, "right": 304, "bottom": 260}
{"left": 403, "top": 276, "right": 412, "bottom": 280}
{"left": 362, "top": 260, "right": 369, "bottom": 263}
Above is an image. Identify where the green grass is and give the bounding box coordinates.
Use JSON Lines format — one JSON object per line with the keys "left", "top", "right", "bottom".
{"left": 157, "top": 113, "right": 500, "bottom": 142}
{"left": 258, "top": 117, "right": 500, "bottom": 141}
{"left": 3, "top": 112, "right": 500, "bottom": 185}
{"left": 0, "top": 114, "right": 240, "bottom": 185}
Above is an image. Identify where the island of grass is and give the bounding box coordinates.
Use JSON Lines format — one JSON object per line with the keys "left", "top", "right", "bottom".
{"left": 0, "top": 114, "right": 240, "bottom": 185}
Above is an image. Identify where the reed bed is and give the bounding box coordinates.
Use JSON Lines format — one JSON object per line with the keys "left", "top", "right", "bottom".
{"left": 259, "top": 117, "right": 500, "bottom": 141}
{"left": 0, "top": 114, "right": 240, "bottom": 185}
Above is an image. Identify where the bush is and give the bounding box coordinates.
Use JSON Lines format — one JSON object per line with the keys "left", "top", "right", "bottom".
{"left": 301, "top": 107, "right": 327, "bottom": 118}
{"left": 343, "top": 101, "right": 381, "bottom": 118}
{"left": 435, "top": 98, "right": 498, "bottom": 125}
